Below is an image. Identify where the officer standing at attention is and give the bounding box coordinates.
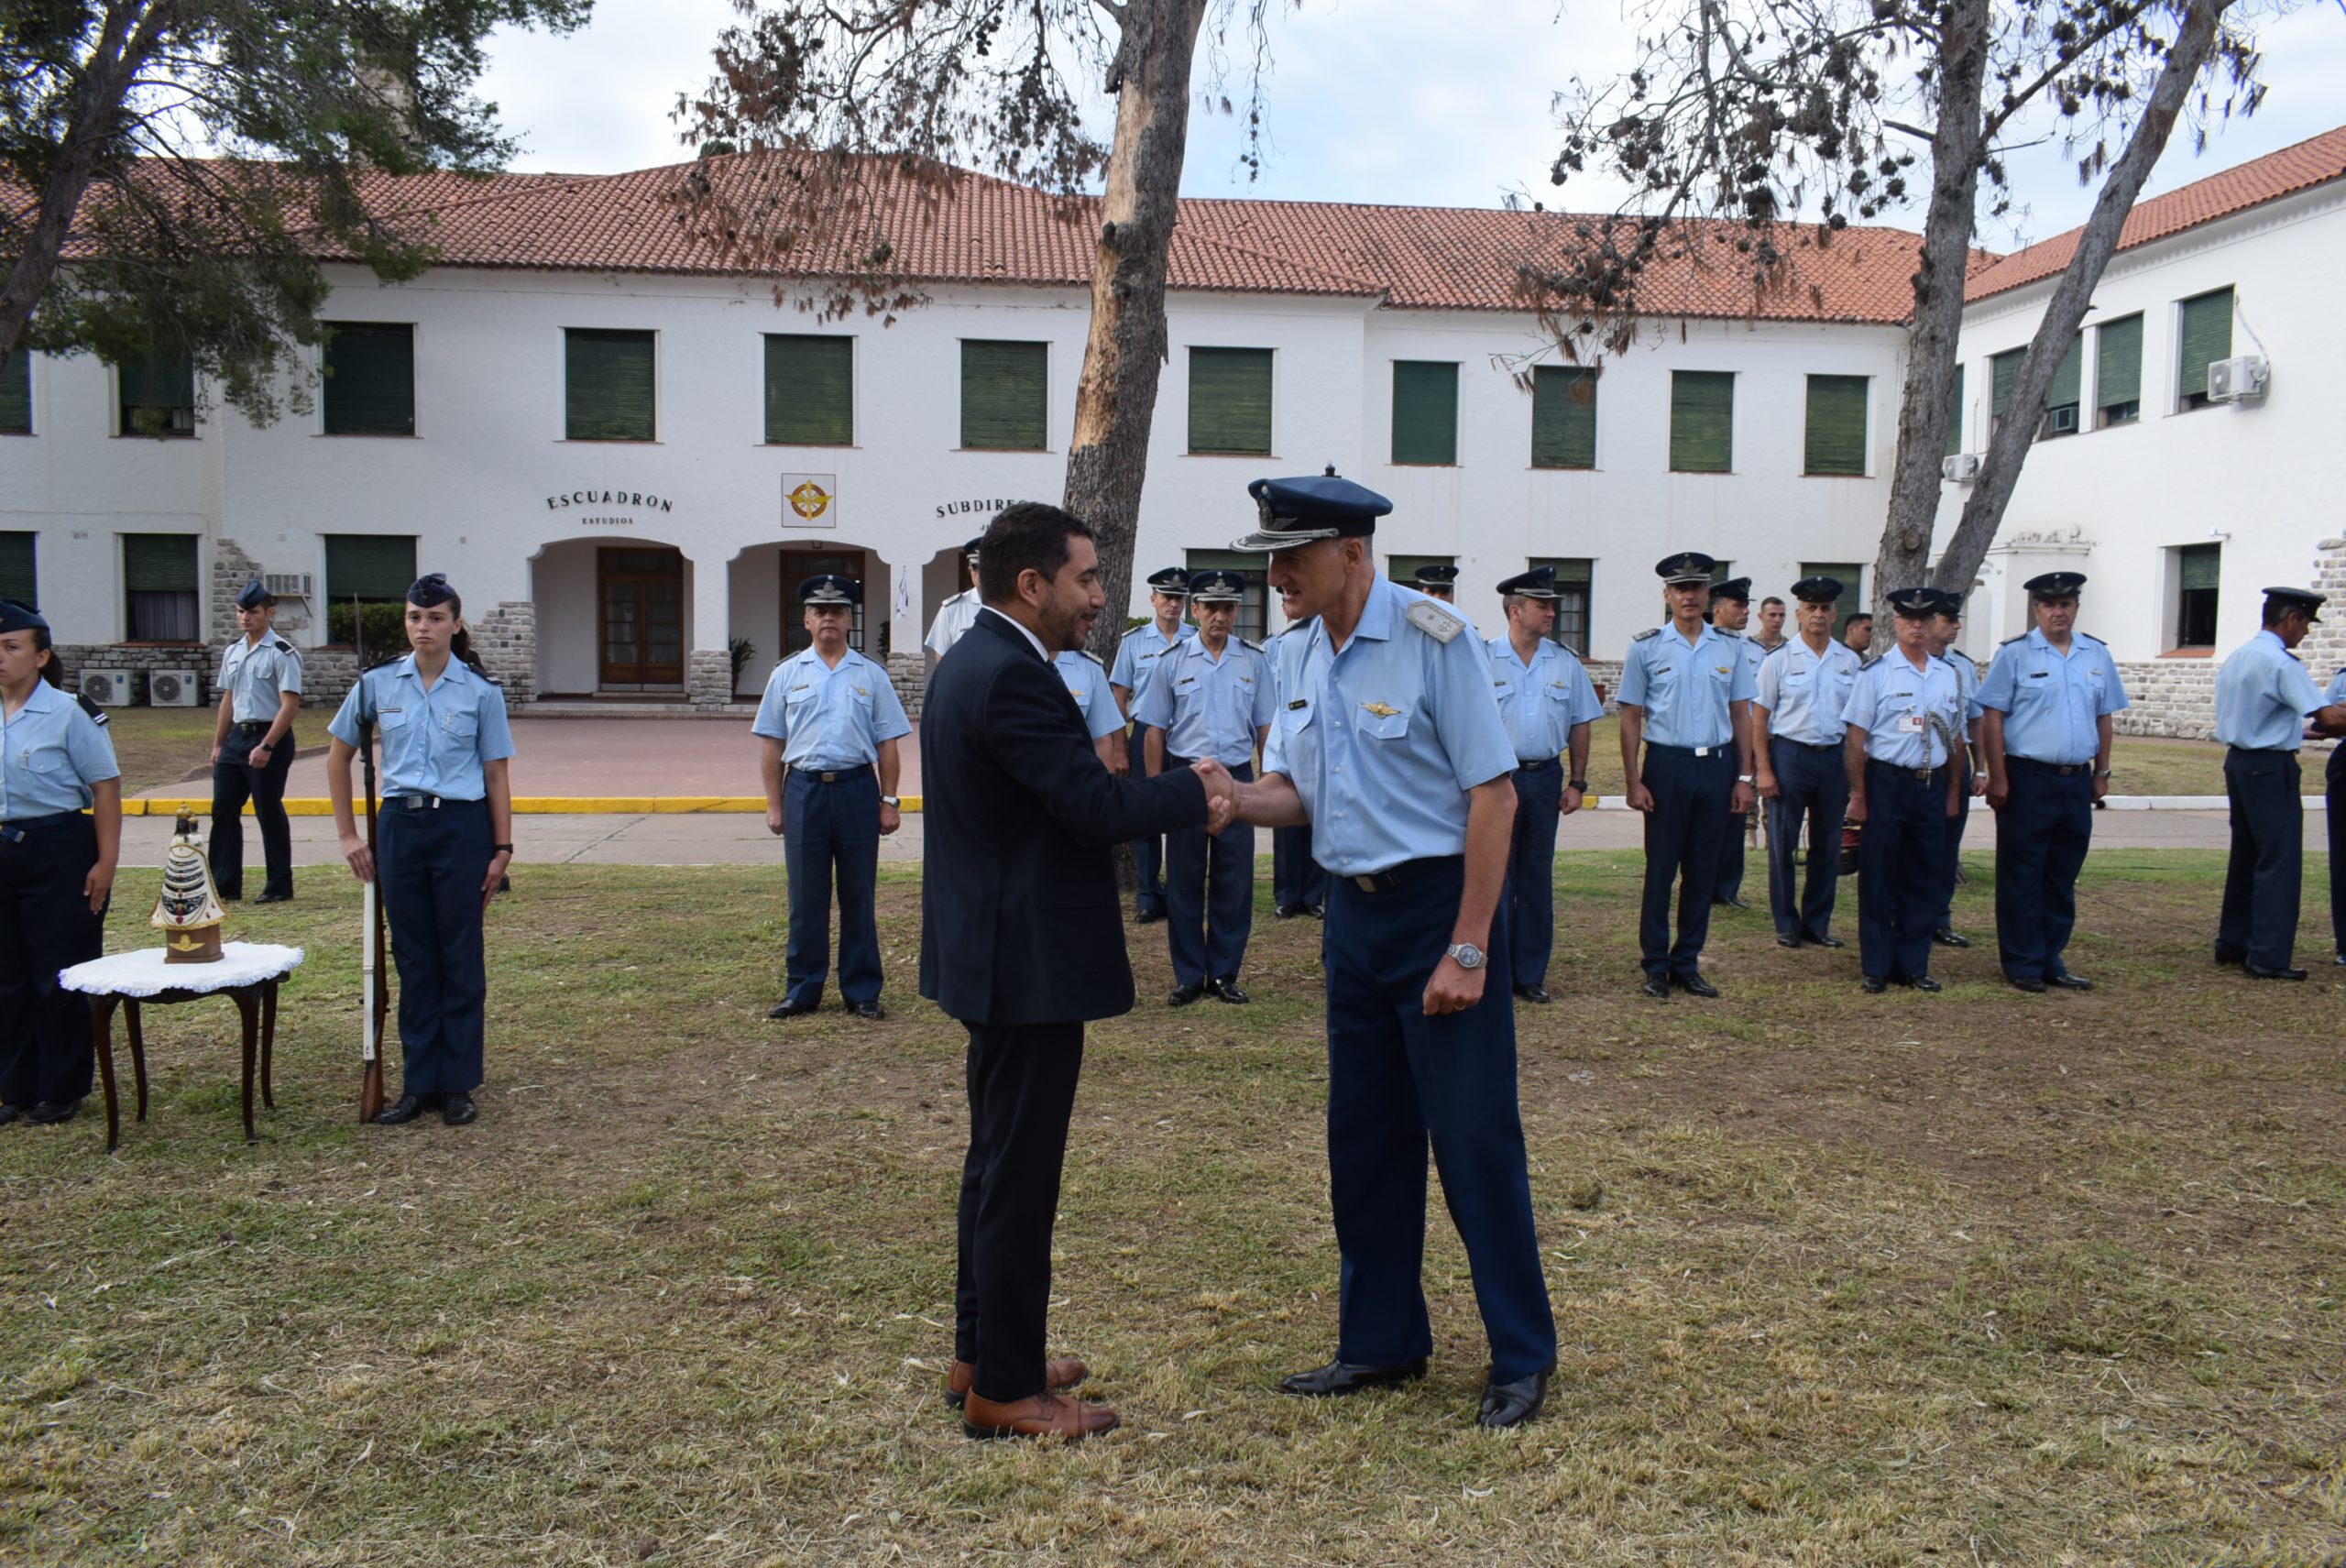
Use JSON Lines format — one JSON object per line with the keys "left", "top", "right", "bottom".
{"left": 1222, "top": 469, "right": 1557, "bottom": 1430}
{"left": 208, "top": 578, "right": 303, "bottom": 904}
{"left": 2212, "top": 587, "right": 2346, "bottom": 979}
{"left": 2328, "top": 661, "right": 2346, "bottom": 967}
{"left": 1922, "top": 592, "right": 1987, "bottom": 948}
{"left": 1135, "top": 569, "right": 1274, "bottom": 1005}
{"left": 1705, "top": 576, "right": 1764, "bottom": 911}
{"left": 1269, "top": 615, "right": 1330, "bottom": 920}
{"left": 326, "top": 574, "right": 516, "bottom": 1127}
{"left": 924, "top": 537, "right": 984, "bottom": 662}
{"left": 1619, "top": 554, "right": 1757, "bottom": 999}
{"left": 1754, "top": 596, "right": 1789, "bottom": 653}
{"left": 0, "top": 600, "right": 121, "bottom": 1127}
{"left": 1841, "top": 587, "right": 1965, "bottom": 994}
{"left": 754, "top": 576, "right": 910, "bottom": 1019}
{"left": 1976, "top": 572, "right": 2130, "bottom": 992}
{"left": 1486, "top": 565, "right": 1600, "bottom": 1003}
{"left": 1751, "top": 576, "right": 1861, "bottom": 949}
{"left": 1109, "top": 565, "right": 1191, "bottom": 922}
{"left": 1052, "top": 641, "right": 1127, "bottom": 773}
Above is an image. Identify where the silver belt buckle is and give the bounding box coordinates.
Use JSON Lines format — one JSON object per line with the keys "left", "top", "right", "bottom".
{"left": 1354, "top": 874, "right": 1378, "bottom": 893}
{"left": 1694, "top": 745, "right": 1714, "bottom": 758}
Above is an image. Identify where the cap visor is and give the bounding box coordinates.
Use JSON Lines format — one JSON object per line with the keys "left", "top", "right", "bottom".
{"left": 1226, "top": 525, "right": 1341, "bottom": 552}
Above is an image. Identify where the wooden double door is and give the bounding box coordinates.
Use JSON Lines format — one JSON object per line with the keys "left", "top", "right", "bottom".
{"left": 598, "top": 547, "right": 684, "bottom": 689}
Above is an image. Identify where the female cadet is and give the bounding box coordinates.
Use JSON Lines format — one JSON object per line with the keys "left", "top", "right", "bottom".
{"left": 326, "top": 575, "right": 515, "bottom": 1127}
{"left": 0, "top": 600, "right": 121, "bottom": 1125}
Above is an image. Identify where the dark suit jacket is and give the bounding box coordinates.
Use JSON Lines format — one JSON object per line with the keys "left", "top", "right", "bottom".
{"left": 919, "top": 609, "right": 1208, "bottom": 1025}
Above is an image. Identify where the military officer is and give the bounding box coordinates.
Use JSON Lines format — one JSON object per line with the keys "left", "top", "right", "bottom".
{"left": 1618, "top": 554, "right": 1757, "bottom": 999}
{"left": 1976, "top": 571, "right": 2130, "bottom": 992}
{"left": 754, "top": 576, "right": 911, "bottom": 1019}
{"left": 1754, "top": 596, "right": 1789, "bottom": 652}
{"left": 208, "top": 577, "right": 303, "bottom": 904}
{"left": 1705, "top": 576, "right": 1764, "bottom": 910}
{"left": 326, "top": 574, "right": 516, "bottom": 1127}
{"left": 2212, "top": 587, "right": 2346, "bottom": 979}
{"left": 1054, "top": 644, "right": 1127, "bottom": 772}
{"left": 1110, "top": 565, "right": 1192, "bottom": 921}
{"left": 1841, "top": 587, "right": 1966, "bottom": 993}
{"left": 1412, "top": 563, "right": 1460, "bottom": 602}
{"left": 1268, "top": 620, "right": 1329, "bottom": 919}
{"left": 2327, "top": 663, "right": 2346, "bottom": 967}
{"left": 0, "top": 600, "right": 121, "bottom": 1127}
{"left": 1843, "top": 613, "right": 1875, "bottom": 657}
{"left": 1752, "top": 576, "right": 1861, "bottom": 948}
{"left": 1223, "top": 469, "right": 1557, "bottom": 1430}
{"left": 1135, "top": 569, "right": 1274, "bottom": 1004}
{"left": 924, "top": 537, "right": 984, "bottom": 661}
{"left": 1486, "top": 565, "right": 1601, "bottom": 1003}
{"left": 1923, "top": 591, "right": 1987, "bottom": 948}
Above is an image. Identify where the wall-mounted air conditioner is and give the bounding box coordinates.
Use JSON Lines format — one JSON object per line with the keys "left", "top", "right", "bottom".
{"left": 1942, "top": 454, "right": 1980, "bottom": 483}
{"left": 2207, "top": 356, "right": 2268, "bottom": 402}
{"left": 262, "top": 572, "right": 312, "bottom": 599}
{"left": 149, "top": 669, "right": 201, "bottom": 707}
{"left": 2044, "top": 406, "right": 2079, "bottom": 435}
{"left": 82, "top": 671, "right": 132, "bottom": 707}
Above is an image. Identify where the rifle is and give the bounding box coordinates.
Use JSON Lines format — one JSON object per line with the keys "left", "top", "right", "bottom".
{"left": 355, "top": 596, "right": 389, "bottom": 1122}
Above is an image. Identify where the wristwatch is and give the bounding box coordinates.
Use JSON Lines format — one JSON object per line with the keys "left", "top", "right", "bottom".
{"left": 2092, "top": 769, "right": 2111, "bottom": 779}
{"left": 1737, "top": 773, "right": 1755, "bottom": 784}
{"left": 881, "top": 795, "right": 902, "bottom": 808}
{"left": 492, "top": 842, "right": 514, "bottom": 854}
{"left": 1445, "top": 941, "right": 1486, "bottom": 970}
{"left": 1567, "top": 778, "right": 1589, "bottom": 792}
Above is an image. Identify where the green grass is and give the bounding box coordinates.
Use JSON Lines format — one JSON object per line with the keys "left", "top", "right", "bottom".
{"left": 89, "top": 707, "right": 227, "bottom": 793}
{"left": 5, "top": 855, "right": 2345, "bottom": 1564}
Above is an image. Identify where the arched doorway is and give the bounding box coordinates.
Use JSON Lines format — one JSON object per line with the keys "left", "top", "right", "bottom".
{"left": 729, "top": 541, "right": 894, "bottom": 699}
{"left": 531, "top": 536, "right": 694, "bottom": 698}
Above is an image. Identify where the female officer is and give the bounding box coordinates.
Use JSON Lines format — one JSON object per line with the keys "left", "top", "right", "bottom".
{"left": 326, "top": 575, "right": 515, "bottom": 1128}
{"left": 0, "top": 599, "right": 121, "bottom": 1125}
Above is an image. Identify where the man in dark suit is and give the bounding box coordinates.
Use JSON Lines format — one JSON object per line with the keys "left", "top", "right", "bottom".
{"left": 921, "top": 501, "right": 1225, "bottom": 1442}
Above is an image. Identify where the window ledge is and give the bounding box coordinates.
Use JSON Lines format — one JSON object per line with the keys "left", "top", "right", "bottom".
{"left": 953, "top": 446, "right": 1055, "bottom": 455}
{"left": 765, "top": 442, "right": 861, "bottom": 450}
{"left": 110, "top": 433, "right": 198, "bottom": 442}
{"left": 2159, "top": 647, "right": 2216, "bottom": 659}
{"left": 1388, "top": 461, "right": 1459, "bottom": 469}
{"left": 1186, "top": 451, "right": 1277, "bottom": 459}
{"left": 1801, "top": 471, "right": 1871, "bottom": 479}
{"left": 317, "top": 432, "right": 419, "bottom": 439}
{"left": 1529, "top": 465, "right": 1598, "bottom": 473}
{"left": 559, "top": 438, "right": 663, "bottom": 445}
{"left": 117, "top": 641, "right": 205, "bottom": 649}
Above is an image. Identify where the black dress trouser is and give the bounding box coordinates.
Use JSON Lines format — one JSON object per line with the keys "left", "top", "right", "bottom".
{"left": 210, "top": 726, "right": 296, "bottom": 899}
{"left": 2329, "top": 745, "right": 2345, "bottom": 959}
{"left": 0, "top": 815, "right": 105, "bottom": 1109}
{"left": 2219, "top": 749, "right": 2303, "bottom": 970}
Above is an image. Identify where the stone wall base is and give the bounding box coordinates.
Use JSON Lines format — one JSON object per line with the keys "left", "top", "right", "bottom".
{"left": 886, "top": 652, "right": 926, "bottom": 720}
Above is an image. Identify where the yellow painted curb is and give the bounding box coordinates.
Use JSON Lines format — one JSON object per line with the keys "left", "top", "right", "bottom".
{"left": 128, "top": 795, "right": 925, "bottom": 817}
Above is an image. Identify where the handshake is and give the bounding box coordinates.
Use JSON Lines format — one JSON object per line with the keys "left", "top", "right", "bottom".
{"left": 1190, "top": 758, "right": 1244, "bottom": 835}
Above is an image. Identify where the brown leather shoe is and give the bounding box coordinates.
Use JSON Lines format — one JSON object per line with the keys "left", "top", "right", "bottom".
{"left": 961, "top": 1391, "right": 1119, "bottom": 1442}
{"left": 946, "top": 1356, "right": 1088, "bottom": 1408}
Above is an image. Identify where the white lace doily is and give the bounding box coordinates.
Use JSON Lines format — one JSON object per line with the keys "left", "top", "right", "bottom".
{"left": 59, "top": 942, "right": 305, "bottom": 998}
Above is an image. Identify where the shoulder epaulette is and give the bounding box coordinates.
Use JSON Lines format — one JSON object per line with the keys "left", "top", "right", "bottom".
{"left": 1949, "top": 648, "right": 1978, "bottom": 665}
{"left": 1080, "top": 648, "right": 1105, "bottom": 668}
{"left": 1403, "top": 598, "right": 1466, "bottom": 644}
{"left": 75, "top": 691, "right": 110, "bottom": 725}
{"left": 2077, "top": 631, "right": 2107, "bottom": 647}
{"left": 1859, "top": 652, "right": 1883, "bottom": 670}
{"left": 1240, "top": 637, "right": 1264, "bottom": 653}
{"left": 1999, "top": 632, "right": 2028, "bottom": 648}
{"left": 272, "top": 637, "right": 296, "bottom": 654}
{"left": 1632, "top": 627, "right": 1661, "bottom": 642}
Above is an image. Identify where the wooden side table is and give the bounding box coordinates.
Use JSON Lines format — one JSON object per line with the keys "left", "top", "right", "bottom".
{"left": 58, "top": 944, "right": 306, "bottom": 1153}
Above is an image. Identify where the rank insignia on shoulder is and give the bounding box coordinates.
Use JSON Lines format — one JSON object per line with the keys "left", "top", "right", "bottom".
{"left": 1287, "top": 698, "right": 1309, "bottom": 711}
{"left": 1632, "top": 627, "right": 1661, "bottom": 641}
{"left": 1240, "top": 637, "right": 1265, "bottom": 652}
{"left": 1363, "top": 701, "right": 1400, "bottom": 718}
{"left": 1404, "top": 599, "right": 1465, "bottom": 644}
{"left": 76, "top": 692, "right": 110, "bottom": 725}
{"left": 2000, "top": 632, "right": 2029, "bottom": 647}
{"left": 1080, "top": 649, "right": 1105, "bottom": 667}
{"left": 273, "top": 638, "right": 296, "bottom": 653}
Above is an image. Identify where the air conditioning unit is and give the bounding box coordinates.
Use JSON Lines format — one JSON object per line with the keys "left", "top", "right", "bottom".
{"left": 1942, "top": 453, "right": 1980, "bottom": 483}
{"left": 2044, "top": 405, "right": 2079, "bottom": 435}
{"left": 262, "top": 572, "right": 312, "bottom": 600}
{"left": 149, "top": 668, "right": 201, "bottom": 707}
{"left": 2208, "top": 355, "right": 2269, "bottom": 401}
{"left": 82, "top": 670, "right": 132, "bottom": 707}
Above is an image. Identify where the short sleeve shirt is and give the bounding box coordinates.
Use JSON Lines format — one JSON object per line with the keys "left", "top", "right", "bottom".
{"left": 217, "top": 635, "right": 304, "bottom": 723}
{"left": 1109, "top": 620, "right": 1190, "bottom": 711}
{"left": 2214, "top": 630, "right": 2329, "bottom": 751}
{"left": 1841, "top": 650, "right": 1965, "bottom": 769}
{"left": 1133, "top": 635, "right": 1276, "bottom": 767}
{"left": 1754, "top": 637, "right": 1862, "bottom": 746}
{"left": 1053, "top": 651, "right": 1127, "bottom": 740}
{"left": 1617, "top": 621, "right": 1757, "bottom": 749}
{"left": 1974, "top": 628, "right": 2131, "bottom": 766}
{"left": 328, "top": 655, "right": 517, "bottom": 799}
{"left": 0, "top": 682, "right": 121, "bottom": 817}
{"left": 1485, "top": 634, "right": 1602, "bottom": 762}
{"left": 925, "top": 590, "right": 980, "bottom": 659}
{"left": 751, "top": 647, "right": 912, "bottom": 771}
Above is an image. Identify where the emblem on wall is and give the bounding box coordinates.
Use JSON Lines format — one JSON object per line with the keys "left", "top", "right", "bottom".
{"left": 783, "top": 474, "right": 838, "bottom": 528}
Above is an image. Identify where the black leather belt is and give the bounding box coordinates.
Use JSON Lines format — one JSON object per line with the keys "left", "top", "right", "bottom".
{"left": 1342, "top": 854, "right": 1459, "bottom": 894}
{"left": 235, "top": 720, "right": 271, "bottom": 734}
{"left": 1647, "top": 742, "right": 1731, "bottom": 758}
{"left": 1515, "top": 756, "right": 1562, "bottom": 773}
{"left": 1776, "top": 738, "right": 1839, "bottom": 752}
{"left": 385, "top": 794, "right": 455, "bottom": 810}
{"left": 2010, "top": 756, "right": 2088, "bottom": 776}
{"left": 1868, "top": 760, "right": 1945, "bottom": 782}
{"left": 2226, "top": 747, "right": 2294, "bottom": 756}
{"left": 0, "top": 809, "right": 85, "bottom": 842}
{"left": 791, "top": 769, "right": 866, "bottom": 784}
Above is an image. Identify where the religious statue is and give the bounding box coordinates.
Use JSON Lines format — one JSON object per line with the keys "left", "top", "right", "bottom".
{"left": 152, "top": 811, "right": 226, "bottom": 963}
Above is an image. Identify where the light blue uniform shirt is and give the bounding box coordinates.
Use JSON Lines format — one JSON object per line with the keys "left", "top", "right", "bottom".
{"left": 216, "top": 634, "right": 303, "bottom": 722}
{"left": 1261, "top": 577, "right": 1516, "bottom": 877}
{"left": 1617, "top": 620, "right": 1757, "bottom": 749}
{"left": 1842, "top": 650, "right": 1965, "bottom": 769}
{"left": 1133, "top": 634, "right": 1276, "bottom": 767}
{"left": 1754, "top": 636, "right": 1862, "bottom": 746}
{"left": 1485, "top": 634, "right": 1602, "bottom": 761}
{"left": 0, "top": 682, "right": 120, "bottom": 818}
{"left": 1975, "top": 628, "right": 2130, "bottom": 765}
{"left": 2213, "top": 629, "right": 2328, "bottom": 751}
{"left": 2329, "top": 668, "right": 2346, "bottom": 707}
{"left": 1943, "top": 648, "right": 1985, "bottom": 723}
{"left": 751, "top": 646, "right": 912, "bottom": 772}
{"left": 328, "top": 655, "right": 517, "bottom": 800}
{"left": 1109, "top": 620, "right": 1190, "bottom": 714}
{"left": 1053, "top": 651, "right": 1126, "bottom": 740}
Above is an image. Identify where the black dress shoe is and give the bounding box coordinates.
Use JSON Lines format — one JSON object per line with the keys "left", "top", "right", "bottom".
{"left": 1712, "top": 894, "right": 1749, "bottom": 910}
{"left": 1902, "top": 974, "right": 1944, "bottom": 993}
{"left": 2244, "top": 962, "right": 2308, "bottom": 981}
{"left": 1775, "top": 933, "right": 1803, "bottom": 948}
{"left": 1932, "top": 928, "right": 1971, "bottom": 948}
{"left": 2214, "top": 947, "right": 2248, "bottom": 966}
{"left": 1278, "top": 1357, "right": 1428, "bottom": 1397}
{"left": 1861, "top": 975, "right": 1889, "bottom": 994}
{"left": 1209, "top": 979, "right": 1250, "bottom": 1004}
{"left": 766, "top": 999, "right": 819, "bottom": 1019}
{"left": 253, "top": 890, "right": 293, "bottom": 905}
{"left": 1274, "top": 904, "right": 1304, "bottom": 919}
{"left": 1168, "top": 982, "right": 1205, "bottom": 1007}
{"left": 1640, "top": 973, "right": 1671, "bottom": 1000}
{"left": 1513, "top": 983, "right": 1551, "bottom": 1004}
{"left": 27, "top": 1099, "right": 80, "bottom": 1125}
{"left": 2336, "top": 951, "right": 2346, "bottom": 967}
{"left": 374, "top": 1093, "right": 427, "bottom": 1125}
{"left": 2007, "top": 974, "right": 2047, "bottom": 993}
{"left": 848, "top": 1000, "right": 887, "bottom": 1020}
{"left": 1135, "top": 907, "right": 1166, "bottom": 925}
{"left": 441, "top": 1092, "right": 477, "bottom": 1126}
{"left": 2047, "top": 973, "right": 2094, "bottom": 991}
{"left": 0, "top": 1104, "right": 23, "bottom": 1127}
{"left": 1305, "top": 905, "right": 1325, "bottom": 919}
{"left": 1478, "top": 1364, "right": 1554, "bottom": 1429}
{"left": 1672, "top": 970, "right": 1719, "bottom": 999}
{"left": 1804, "top": 933, "right": 1846, "bottom": 949}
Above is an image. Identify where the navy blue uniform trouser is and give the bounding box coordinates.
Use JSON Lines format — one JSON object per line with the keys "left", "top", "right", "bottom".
{"left": 1163, "top": 757, "right": 1255, "bottom": 987}
{"left": 1273, "top": 823, "right": 1327, "bottom": 911}
{"left": 1934, "top": 764, "right": 1974, "bottom": 930}
{"left": 1639, "top": 746, "right": 1731, "bottom": 975}
{"left": 379, "top": 797, "right": 491, "bottom": 1097}
{"left": 1994, "top": 759, "right": 2094, "bottom": 982}
{"left": 0, "top": 815, "right": 104, "bottom": 1109}
{"left": 2328, "top": 745, "right": 2345, "bottom": 959}
{"left": 1764, "top": 737, "right": 1848, "bottom": 941}
{"left": 2219, "top": 749, "right": 2303, "bottom": 969}
{"left": 782, "top": 768, "right": 882, "bottom": 1008}
{"left": 953, "top": 1017, "right": 1083, "bottom": 1403}
{"left": 1130, "top": 724, "right": 1168, "bottom": 916}
{"left": 1715, "top": 804, "right": 1748, "bottom": 902}
{"left": 210, "top": 725, "right": 296, "bottom": 899}
{"left": 1322, "top": 857, "right": 1555, "bottom": 1384}
{"left": 1505, "top": 759, "right": 1562, "bottom": 987}
{"left": 1858, "top": 760, "right": 1948, "bottom": 981}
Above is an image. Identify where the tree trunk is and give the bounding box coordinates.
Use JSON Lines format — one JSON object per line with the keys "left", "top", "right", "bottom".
{"left": 1869, "top": 0, "right": 1991, "bottom": 620}
{"left": 1066, "top": 0, "right": 1211, "bottom": 664}
{"left": 1930, "top": 0, "right": 2233, "bottom": 599}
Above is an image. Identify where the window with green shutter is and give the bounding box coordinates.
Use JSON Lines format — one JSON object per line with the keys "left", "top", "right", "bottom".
{"left": 1188, "top": 347, "right": 1274, "bottom": 455}
{"left": 123, "top": 533, "right": 199, "bottom": 640}
{"left": 1803, "top": 375, "right": 1869, "bottom": 476}
{"left": 959, "top": 340, "right": 1047, "bottom": 450}
{"left": 2040, "top": 334, "right": 2083, "bottom": 439}
{"left": 1530, "top": 367, "right": 1597, "bottom": 469}
{"left": 2095, "top": 314, "right": 2142, "bottom": 426}
{"left": 118, "top": 350, "right": 195, "bottom": 438}
{"left": 565, "top": 328, "right": 656, "bottom": 442}
{"left": 1668, "top": 371, "right": 1733, "bottom": 473}
{"left": 2175, "top": 543, "right": 2220, "bottom": 648}
{"left": 324, "top": 534, "right": 420, "bottom": 644}
{"left": 0, "top": 350, "right": 30, "bottom": 435}
{"left": 2176, "top": 288, "right": 2232, "bottom": 411}
{"left": 1528, "top": 556, "right": 1595, "bottom": 653}
{"left": 1988, "top": 347, "right": 2025, "bottom": 434}
{"left": 1390, "top": 361, "right": 1458, "bottom": 466}
{"left": 0, "top": 532, "right": 35, "bottom": 607}
{"left": 1944, "top": 364, "right": 1967, "bottom": 456}
{"left": 765, "top": 334, "right": 854, "bottom": 445}
{"left": 323, "top": 323, "right": 415, "bottom": 436}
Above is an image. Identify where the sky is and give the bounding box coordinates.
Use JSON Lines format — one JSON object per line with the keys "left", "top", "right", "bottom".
{"left": 473, "top": 0, "right": 2346, "bottom": 254}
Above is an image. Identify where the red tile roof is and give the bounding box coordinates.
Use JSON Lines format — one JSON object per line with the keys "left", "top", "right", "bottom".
{"left": 1965, "top": 124, "right": 2346, "bottom": 304}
